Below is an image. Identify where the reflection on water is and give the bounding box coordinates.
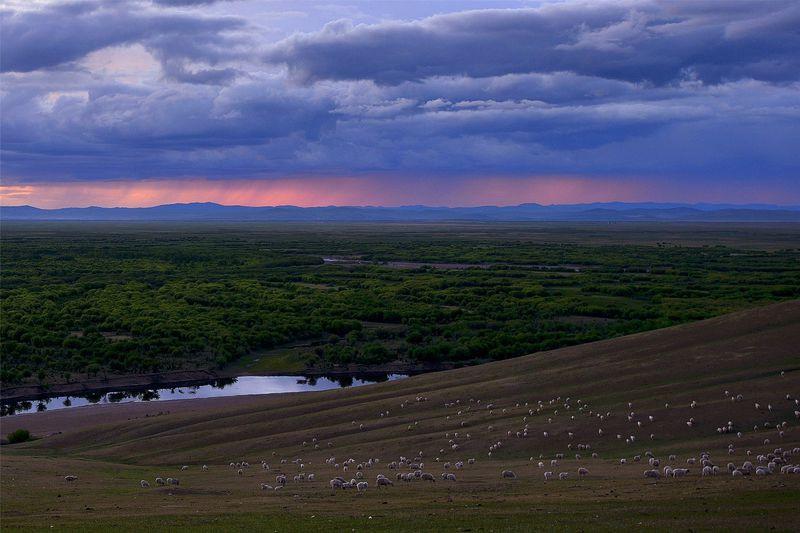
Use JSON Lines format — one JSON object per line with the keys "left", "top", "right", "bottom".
{"left": 1, "top": 374, "right": 406, "bottom": 417}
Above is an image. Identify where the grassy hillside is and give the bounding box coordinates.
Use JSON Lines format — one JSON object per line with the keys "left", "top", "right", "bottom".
{"left": 2, "top": 301, "right": 799, "bottom": 530}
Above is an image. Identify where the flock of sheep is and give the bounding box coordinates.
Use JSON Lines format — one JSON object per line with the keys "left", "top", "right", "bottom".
{"left": 63, "top": 377, "right": 799, "bottom": 493}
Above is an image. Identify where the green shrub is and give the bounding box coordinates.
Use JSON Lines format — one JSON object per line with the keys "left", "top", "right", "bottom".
{"left": 7, "top": 429, "right": 31, "bottom": 444}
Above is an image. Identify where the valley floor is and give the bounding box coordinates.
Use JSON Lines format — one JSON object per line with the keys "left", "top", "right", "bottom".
{"left": 2, "top": 301, "right": 800, "bottom": 531}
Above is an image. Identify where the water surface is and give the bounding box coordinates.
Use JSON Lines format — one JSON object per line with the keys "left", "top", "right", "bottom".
{"left": 1, "top": 374, "right": 406, "bottom": 417}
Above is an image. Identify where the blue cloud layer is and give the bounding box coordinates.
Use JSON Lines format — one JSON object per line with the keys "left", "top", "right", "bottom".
{"left": 1, "top": 0, "right": 798, "bottom": 191}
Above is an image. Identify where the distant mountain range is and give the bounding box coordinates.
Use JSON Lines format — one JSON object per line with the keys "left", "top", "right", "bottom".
{"left": 3, "top": 202, "right": 800, "bottom": 222}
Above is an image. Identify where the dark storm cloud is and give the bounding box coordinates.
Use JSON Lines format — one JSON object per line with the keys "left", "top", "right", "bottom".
{"left": 1, "top": 0, "right": 798, "bottom": 191}
{"left": 0, "top": 0, "right": 246, "bottom": 75}
{"left": 264, "top": 1, "right": 800, "bottom": 86}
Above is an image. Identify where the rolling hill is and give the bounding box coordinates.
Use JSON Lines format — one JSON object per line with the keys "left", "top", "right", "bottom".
{"left": 2, "top": 301, "right": 799, "bottom": 530}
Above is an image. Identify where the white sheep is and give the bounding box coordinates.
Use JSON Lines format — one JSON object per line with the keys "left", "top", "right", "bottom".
{"left": 501, "top": 470, "right": 517, "bottom": 479}
{"left": 140, "top": 480, "right": 150, "bottom": 488}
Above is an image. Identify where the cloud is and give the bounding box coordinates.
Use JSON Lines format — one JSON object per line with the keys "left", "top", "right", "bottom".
{"left": 263, "top": 1, "right": 800, "bottom": 86}
{"left": 0, "top": 0, "right": 798, "bottom": 199}
{"left": 0, "top": 0, "right": 247, "bottom": 83}
{"left": 152, "top": 0, "right": 240, "bottom": 5}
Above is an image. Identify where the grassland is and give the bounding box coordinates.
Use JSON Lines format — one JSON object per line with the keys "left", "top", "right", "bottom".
{"left": 2, "top": 301, "right": 799, "bottom": 531}
{"left": 2, "top": 221, "right": 799, "bottom": 389}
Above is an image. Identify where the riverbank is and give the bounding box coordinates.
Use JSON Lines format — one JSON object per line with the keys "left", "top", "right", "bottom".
{"left": 0, "top": 361, "right": 446, "bottom": 403}
{"left": 0, "top": 370, "right": 223, "bottom": 403}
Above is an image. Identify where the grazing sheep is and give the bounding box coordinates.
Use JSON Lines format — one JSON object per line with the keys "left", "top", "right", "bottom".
{"left": 421, "top": 473, "right": 436, "bottom": 482}
{"left": 155, "top": 477, "right": 165, "bottom": 486}
{"left": 237, "top": 469, "right": 243, "bottom": 476}
{"left": 180, "top": 466, "right": 188, "bottom": 471}
{"left": 64, "top": 475, "right": 78, "bottom": 482}
{"left": 276, "top": 474, "right": 287, "bottom": 485}
{"left": 672, "top": 468, "right": 689, "bottom": 477}
{"left": 544, "top": 471, "right": 553, "bottom": 480}
{"left": 261, "top": 483, "right": 274, "bottom": 490}
{"left": 559, "top": 472, "right": 569, "bottom": 480}
{"left": 140, "top": 480, "right": 150, "bottom": 488}
{"left": 501, "top": 470, "right": 517, "bottom": 479}
{"left": 376, "top": 477, "right": 393, "bottom": 487}
{"left": 444, "top": 473, "right": 457, "bottom": 481}
{"left": 168, "top": 478, "right": 180, "bottom": 485}
{"left": 644, "top": 470, "right": 660, "bottom": 479}
{"left": 330, "top": 479, "right": 344, "bottom": 489}
{"left": 357, "top": 481, "right": 369, "bottom": 492}
{"left": 578, "top": 467, "right": 589, "bottom": 476}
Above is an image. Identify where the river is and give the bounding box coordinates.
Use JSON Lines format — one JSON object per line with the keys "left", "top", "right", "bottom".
{"left": 0, "top": 374, "right": 407, "bottom": 417}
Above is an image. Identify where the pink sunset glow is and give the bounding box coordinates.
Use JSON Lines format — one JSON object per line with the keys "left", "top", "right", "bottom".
{"left": 0, "top": 176, "right": 649, "bottom": 208}
{"left": 0, "top": 175, "right": 755, "bottom": 209}
{"left": 2, "top": 175, "right": 796, "bottom": 209}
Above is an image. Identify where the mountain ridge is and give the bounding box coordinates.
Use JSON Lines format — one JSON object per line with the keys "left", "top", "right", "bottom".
{"left": 3, "top": 202, "right": 800, "bottom": 221}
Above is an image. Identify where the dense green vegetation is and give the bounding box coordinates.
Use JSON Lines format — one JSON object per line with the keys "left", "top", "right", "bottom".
{"left": 1, "top": 222, "right": 798, "bottom": 384}
{"left": 6, "top": 428, "right": 31, "bottom": 444}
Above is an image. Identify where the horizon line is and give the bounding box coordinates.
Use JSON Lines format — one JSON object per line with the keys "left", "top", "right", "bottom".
{"left": 4, "top": 201, "right": 800, "bottom": 211}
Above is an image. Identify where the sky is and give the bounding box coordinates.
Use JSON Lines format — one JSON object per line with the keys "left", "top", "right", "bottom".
{"left": 1, "top": 0, "right": 799, "bottom": 208}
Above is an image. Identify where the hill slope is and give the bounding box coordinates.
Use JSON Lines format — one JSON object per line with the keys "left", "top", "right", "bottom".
{"left": 2, "top": 301, "right": 799, "bottom": 530}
